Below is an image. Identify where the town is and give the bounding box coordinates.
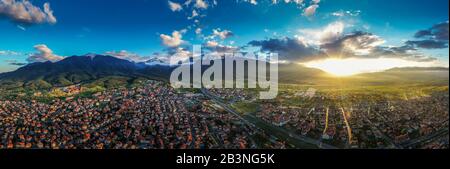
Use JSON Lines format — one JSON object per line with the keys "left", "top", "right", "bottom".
{"left": 0, "top": 80, "right": 448, "bottom": 149}
{"left": 0, "top": 81, "right": 280, "bottom": 149}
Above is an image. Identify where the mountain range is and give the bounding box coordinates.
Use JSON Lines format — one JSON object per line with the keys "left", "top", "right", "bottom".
{"left": 0, "top": 55, "right": 173, "bottom": 90}
{"left": 0, "top": 55, "right": 448, "bottom": 90}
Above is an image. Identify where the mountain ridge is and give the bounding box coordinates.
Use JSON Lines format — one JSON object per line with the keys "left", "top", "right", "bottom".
{"left": 0, "top": 55, "right": 172, "bottom": 89}
{"left": 0, "top": 55, "right": 448, "bottom": 90}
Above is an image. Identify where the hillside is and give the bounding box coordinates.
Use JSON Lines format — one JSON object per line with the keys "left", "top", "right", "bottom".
{"left": 0, "top": 55, "right": 172, "bottom": 90}
{"left": 0, "top": 55, "right": 448, "bottom": 91}
{"left": 278, "top": 65, "right": 449, "bottom": 86}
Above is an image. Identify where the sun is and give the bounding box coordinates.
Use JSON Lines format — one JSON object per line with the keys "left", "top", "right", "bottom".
{"left": 303, "top": 58, "right": 430, "bottom": 77}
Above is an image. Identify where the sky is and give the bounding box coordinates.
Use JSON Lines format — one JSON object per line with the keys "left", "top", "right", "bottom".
{"left": 0, "top": 0, "right": 449, "bottom": 74}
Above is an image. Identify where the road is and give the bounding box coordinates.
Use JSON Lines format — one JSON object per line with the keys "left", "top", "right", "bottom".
{"left": 401, "top": 126, "right": 449, "bottom": 148}
{"left": 362, "top": 107, "right": 403, "bottom": 149}
{"left": 322, "top": 107, "right": 329, "bottom": 135}
{"left": 340, "top": 107, "right": 353, "bottom": 145}
{"left": 201, "top": 88, "right": 337, "bottom": 149}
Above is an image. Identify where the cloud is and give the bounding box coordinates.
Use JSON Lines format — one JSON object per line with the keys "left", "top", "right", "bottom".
{"left": 165, "top": 47, "right": 192, "bottom": 63}
{"left": 330, "top": 10, "right": 361, "bottom": 17}
{"left": 9, "top": 62, "right": 26, "bottom": 66}
{"left": 160, "top": 30, "right": 185, "bottom": 47}
{"left": 168, "top": 0, "right": 318, "bottom": 36}
{"left": 298, "top": 21, "right": 345, "bottom": 45}
{"left": 271, "top": 0, "right": 305, "bottom": 5}
{"left": 26, "top": 44, "right": 64, "bottom": 63}
{"left": 303, "top": 4, "right": 319, "bottom": 16}
{"left": 317, "top": 30, "right": 439, "bottom": 63}
{"left": 405, "top": 40, "right": 448, "bottom": 49}
{"left": 195, "top": 28, "right": 202, "bottom": 35}
{"left": 0, "top": 0, "right": 57, "bottom": 25}
{"left": 249, "top": 22, "right": 440, "bottom": 64}
{"left": 369, "top": 46, "right": 438, "bottom": 62}
{"left": 414, "top": 21, "right": 449, "bottom": 41}
{"left": 16, "top": 24, "right": 26, "bottom": 30}
{"left": 168, "top": 1, "right": 183, "bottom": 11}
{"left": 303, "top": 0, "right": 321, "bottom": 17}
{"left": 246, "top": 0, "right": 258, "bottom": 5}
{"left": 248, "top": 37, "right": 326, "bottom": 62}
{"left": 212, "top": 28, "right": 234, "bottom": 40}
{"left": 105, "top": 50, "right": 150, "bottom": 62}
{"left": 312, "top": 21, "right": 447, "bottom": 62}
{"left": 187, "top": 9, "right": 198, "bottom": 19}
{"left": 194, "top": 0, "right": 208, "bottom": 9}
{"left": 0, "top": 50, "right": 20, "bottom": 56}
{"left": 204, "top": 40, "right": 239, "bottom": 53}
{"left": 320, "top": 31, "right": 385, "bottom": 56}
{"left": 43, "top": 2, "right": 56, "bottom": 23}
{"left": 206, "top": 40, "right": 219, "bottom": 47}
{"left": 4, "top": 60, "right": 26, "bottom": 66}
{"left": 405, "top": 21, "right": 449, "bottom": 49}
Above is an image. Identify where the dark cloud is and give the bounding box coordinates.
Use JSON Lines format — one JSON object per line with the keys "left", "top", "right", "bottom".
{"left": 414, "top": 21, "right": 449, "bottom": 41}
{"left": 371, "top": 46, "right": 437, "bottom": 62}
{"left": 245, "top": 21, "right": 448, "bottom": 64}
{"left": 389, "top": 45, "right": 417, "bottom": 53}
{"left": 405, "top": 40, "right": 448, "bottom": 49}
{"left": 407, "top": 21, "right": 449, "bottom": 49}
{"left": 248, "top": 30, "right": 439, "bottom": 63}
{"left": 4, "top": 59, "right": 27, "bottom": 66}
{"left": 9, "top": 62, "right": 27, "bottom": 66}
{"left": 248, "top": 37, "right": 326, "bottom": 62}
{"left": 320, "top": 31, "right": 385, "bottom": 56}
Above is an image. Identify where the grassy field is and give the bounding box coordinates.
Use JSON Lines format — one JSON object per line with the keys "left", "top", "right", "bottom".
{"left": 231, "top": 101, "right": 260, "bottom": 114}
{"left": 0, "top": 76, "right": 151, "bottom": 101}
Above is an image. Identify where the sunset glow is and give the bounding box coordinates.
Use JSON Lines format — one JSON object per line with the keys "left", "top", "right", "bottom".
{"left": 303, "top": 58, "right": 434, "bottom": 76}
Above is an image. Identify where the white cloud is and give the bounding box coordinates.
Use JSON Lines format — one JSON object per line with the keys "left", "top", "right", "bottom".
{"left": 184, "top": 0, "right": 193, "bottom": 6}
{"left": 168, "top": 47, "right": 192, "bottom": 64}
{"left": 16, "top": 24, "right": 26, "bottom": 30}
{"left": 160, "top": 30, "right": 185, "bottom": 47}
{"left": 195, "top": 28, "right": 202, "bottom": 35}
{"left": 27, "top": 44, "right": 63, "bottom": 63}
{"left": 187, "top": 9, "right": 198, "bottom": 19}
{"left": 303, "top": 4, "right": 319, "bottom": 16}
{"left": 298, "top": 21, "right": 345, "bottom": 45}
{"left": 43, "top": 2, "right": 56, "bottom": 23}
{"left": 168, "top": 1, "right": 183, "bottom": 12}
{"left": 105, "top": 50, "right": 150, "bottom": 62}
{"left": 272, "top": 0, "right": 304, "bottom": 5}
{"left": 206, "top": 40, "right": 219, "bottom": 47}
{"left": 194, "top": 0, "right": 208, "bottom": 9}
{"left": 179, "top": 28, "right": 188, "bottom": 34}
{"left": 212, "top": 28, "right": 234, "bottom": 40}
{"left": 331, "top": 10, "right": 361, "bottom": 17}
{"left": 166, "top": 0, "right": 320, "bottom": 37}
{"left": 331, "top": 11, "right": 344, "bottom": 17}
{"left": 204, "top": 40, "right": 239, "bottom": 56}
{"left": 247, "top": 0, "right": 258, "bottom": 5}
{"left": 0, "top": 0, "right": 57, "bottom": 24}
{"left": 341, "top": 34, "right": 386, "bottom": 55}
{"left": 0, "top": 50, "right": 20, "bottom": 56}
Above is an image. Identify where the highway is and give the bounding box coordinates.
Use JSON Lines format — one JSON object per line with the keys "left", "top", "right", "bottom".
{"left": 201, "top": 88, "right": 337, "bottom": 149}
{"left": 401, "top": 126, "right": 449, "bottom": 148}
